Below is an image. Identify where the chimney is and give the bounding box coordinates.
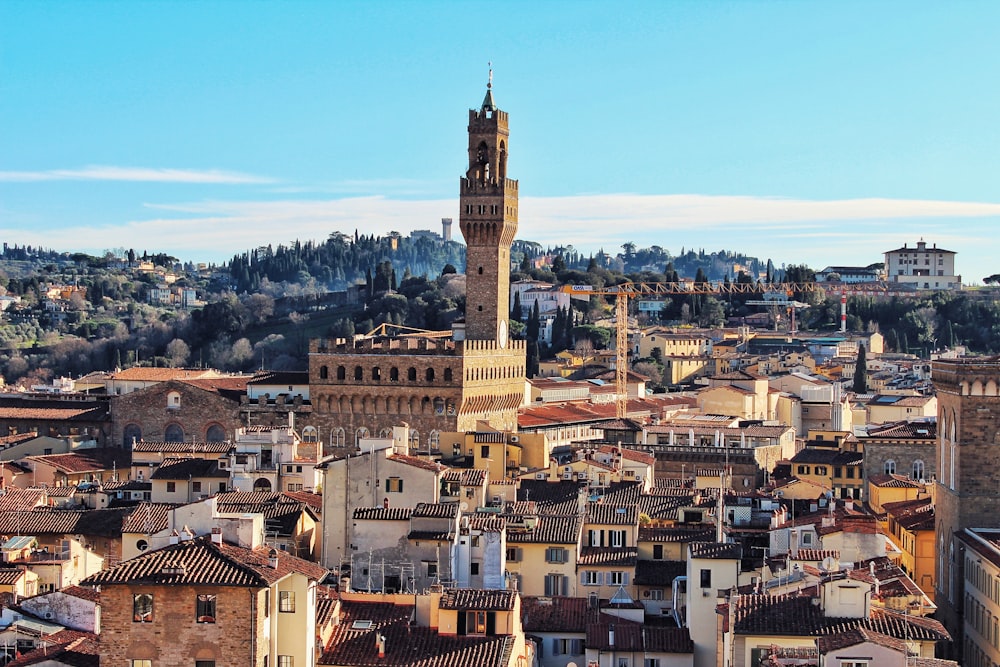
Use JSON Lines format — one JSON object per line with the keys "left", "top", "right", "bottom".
{"left": 267, "top": 548, "right": 279, "bottom": 569}
{"left": 377, "top": 633, "right": 386, "bottom": 658}
{"left": 608, "top": 624, "right": 615, "bottom": 648}
{"left": 169, "top": 529, "right": 180, "bottom": 545}
{"left": 211, "top": 527, "right": 223, "bottom": 544}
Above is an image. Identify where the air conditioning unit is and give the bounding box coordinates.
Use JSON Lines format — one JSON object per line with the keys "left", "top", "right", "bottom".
{"left": 536, "top": 473, "right": 546, "bottom": 480}
{"left": 563, "top": 473, "right": 573, "bottom": 480}
{"left": 509, "top": 436, "right": 519, "bottom": 443}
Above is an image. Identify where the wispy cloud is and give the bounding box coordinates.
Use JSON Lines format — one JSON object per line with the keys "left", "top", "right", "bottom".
{"left": 2, "top": 192, "right": 998, "bottom": 279}
{"left": 0, "top": 165, "right": 273, "bottom": 184}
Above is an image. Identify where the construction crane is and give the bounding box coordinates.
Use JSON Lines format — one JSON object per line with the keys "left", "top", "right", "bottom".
{"left": 560, "top": 281, "right": 889, "bottom": 419}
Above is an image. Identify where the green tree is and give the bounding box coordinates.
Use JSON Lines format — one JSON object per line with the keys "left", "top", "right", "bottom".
{"left": 853, "top": 343, "right": 867, "bottom": 393}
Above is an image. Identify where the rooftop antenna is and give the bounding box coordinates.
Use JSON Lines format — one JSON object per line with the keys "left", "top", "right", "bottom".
{"left": 488, "top": 61, "right": 493, "bottom": 89}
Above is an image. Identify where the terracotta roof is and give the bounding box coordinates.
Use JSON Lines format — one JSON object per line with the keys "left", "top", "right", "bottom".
{"left": 60, "top": 585, "right": 101, "bottom": 603}
{"left": 283, "top": 490, "right": 323, "bottom": 511}
{"left": 516, "top": 480, "right": 581, "bottom": 515}
{"left": 412, "top": 503, "right": 459, "bottom": 519}
{"left": 149, "top": 456, "right": 228, "bottom": 479}
{"left": 387, "top": 453, "right": 447, "bottom": 473}
{"left": 320, "top": 597, "right": 514, "bottom": 667}
{"left": 587, "top": 621, "right": 643, "bottom": 651}
{"left": 439, "top": 588, "right": 516, "bottom": 611}
{"left": 578, "top": 547, "right": 638, "bottom": 567}
{"left": 102, "top": 479, "right": 152, "bottom": 492}
{"left": 690, "top": 542, "right": 742, "bottom": 560}
{"left": 0, "top": 432, "right": 39, "bottom": 446}
{"left": 109, "top": 367, "right": 220, "bottom": 381}
{"left": 0, "top": 405, "right": 107, "bottom": 421}
{"left": 645, "top": 626, "right": 695, "bottom": 653}
{"left": 790, "top": 449, "right": 863, "bottom": 465}
{"left": 442, "top": 469, "right": 487, "bottom": 486}
{"left": 639, "top": 526, "right": 716, "bottom": 543}
{"left": 467, "top": 515, "right": 505, "bottom": 532}
{"left": 733, "top": 593, "right": 949, "bottom": 641}
{"left": 862, "top": 420, "right": 936, "bottom": 439}
{"left": 792, "top": 550, "right": 840, "bottom": 562}
{"left": 0, "top": 488, "right": 46, "bottom": 512}
{"left": 587, "top": 504, "right": 638, "bottom": 526}
{"left": 121, "top": 502, "right": 181, "bottom": 533}
{"left": 82, "top": 535, "right": 326, "bottom": 587}
{"left": 0, "top": 507, "right": 132, "bottom": 537}
{"left": 506, "top": 514, "right": 581, "bottom": 545}
{"left": 353, "top": 507, "right": 412, "bottom": 521}
{"left": 521, "top": 596, "right": 589, "bottom": 632}
{"left": 0, "top": 568, "right": 25, "bottom": 585}
{"left": 868, "top": 473, "right": 923, "bottom": 489}
{"left": 634, "top": 560, "right": 686, "bottom": 586}
{"left": 882, "top": 498, "right": 934, "bottom": 531}
{"left": 132, "top": 440, "right": 233, "bottom": 453}
{"left": 26, "top": 448, "right": 131, "bottom": 474}
{"left": 5, "top": 629, "right": 100, "bottom": 667}
{"left": 247, "top": 371, "right": 309, "bottom": 386}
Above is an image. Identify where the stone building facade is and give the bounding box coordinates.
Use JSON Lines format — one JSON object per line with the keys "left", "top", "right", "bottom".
{"left": 933, "top": 356, "right": 1000, "bottom": 662}
{"left": 309, "top": 78, "right": 526, "bottom": 449}
{"left": 112, "top": 378, "right": 248, "bottom": 447}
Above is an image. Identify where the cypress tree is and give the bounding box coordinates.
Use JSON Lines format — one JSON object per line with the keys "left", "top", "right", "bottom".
{"left": 853, "top": 343, "right": 868, "bottom": 393}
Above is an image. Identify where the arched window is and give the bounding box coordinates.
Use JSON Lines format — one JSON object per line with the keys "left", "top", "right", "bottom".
{"left": 206, "top": 424, "right": 226, "bottom": 442}
{"left": 426, "top": 368, "right": 435, "bottom": 382}
{"left": 884, "top": 459, "right": 896, "bottom": 475}
{"left": 913, "top": 459, "right": 925, "bottom": 481}
{"left": 164, "top": 424, "right": 185, "bottom": 443}
{"left": 390, "top": 367, "right": 399, "bottom": 382}
{"left": 332, "top": 427, "right": 346, "bottom": 447}
{"left": 372, "top": 367, "right": 381, "bottom": 381}
{"left": 409, "top": 430, "right": 420, "bottom": 450}
{"left": 408, "top": 367, "right": 417, "bottom": 382}
{"left": 354, "top": 366, "right": 363, "bottom": 381}
{"left": 380, "top": 428, "right": 393, "bottom": 438}
{"left": 319, "top": 366, "right": 329, "bottom": 380}
{"left": 167, "top": 391, "right": 181, "bottom": 410}
{"left": 253, "top": 478, "right": 272, "bottom": 492}
{"left": 337, "top": 366, "right": 346, "bottom": 381}
{"left": 355, "top": 427, "right": 370, "bottom": 446}
{"left": 123, "top": 424, "right": 142, "bottom": 448}
{"left": 429, "top": 430, "right": 441, "bottom": 449}
{"left": 444, "top": 368, "right": 453, "bottom": 382}
{"left": 302, "top": 426, "right": 318, "bottom": 443}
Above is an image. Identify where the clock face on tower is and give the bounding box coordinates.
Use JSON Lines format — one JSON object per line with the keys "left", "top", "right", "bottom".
{"left": 497, "top": 319, "right": 508, "bottom": 348}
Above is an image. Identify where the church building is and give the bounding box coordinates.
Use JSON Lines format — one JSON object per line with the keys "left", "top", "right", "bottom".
{"left": 308, "top": 76, "right": 527, "bottom": 452}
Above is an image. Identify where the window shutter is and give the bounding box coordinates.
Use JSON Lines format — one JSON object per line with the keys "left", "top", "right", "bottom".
{"left": 623, "top": 572, "right": 629, "bottom": 585}
{"left": 553, "top": 638, "right": 562, "bottom": 655}
{"left": 580, "top": 572, "right": 588, "bottom": 585}
{"left": 561, "top": 575, "right": 568, "bottom": 596}
{"left": 399, "top": 479, "right": 403, "bottom": 492}
{"left": 385, "top": 479, "right": 390, "bottom": 492}
{"left": 597, "top": 572, "right": 604, "bottom": 585}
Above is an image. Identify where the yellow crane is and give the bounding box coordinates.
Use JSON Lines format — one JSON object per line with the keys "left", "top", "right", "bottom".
{"left": 560, "top": 281, "right": 887, "bottom": 419}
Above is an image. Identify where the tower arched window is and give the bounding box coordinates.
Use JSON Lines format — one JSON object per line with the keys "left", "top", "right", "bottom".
{"left": 332, "top": 427, "right": 345, "bottom": 447}
{"left": 372, "top": 367, "right": 381, "bottom": 381}
{"left": 206, "top": 424, "right": 226, "bottom": 442}
{"left": 390, "top": 367, "right": 399, "bottom": 382}
{"left": 319, "top": 366, "right": 329, "bottom": 380}
{"left": 408, "top": 367, "right": 417, "bottom": 382}
{"left": 354, "top": 366, "right": 363, "bottom": 381}
{"left": 409, "top": 430, "right": 420, "bottom": 450}
{"left": 444, "top": 368, "right": 453, "bottom": 382}
{"left": 164, "top": 424, "right": 185, "bottom": 443}
{"left": 913, "top": 459, "right": 925, "bottom": 481}
{"left": 337, "top": 366, "right": 346, "bottom": 381}
{"left": 884, "top": 459, "right": 896, "bottom": 475}
{"left": 355, "top": 427, "right": 370, "bottom": 446}
{"left": 302, "top": 426, "right": 318, "bottom": 443}
{"left": 426, "top": 368, "right": 435, "bottom": 382}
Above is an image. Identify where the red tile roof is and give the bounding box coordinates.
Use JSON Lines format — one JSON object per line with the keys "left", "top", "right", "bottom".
{"left": 5, "top": 629, "right": 99, "bottom": 667}
{"left": 578, "top": 547, "right": 638, "bottom": 567}
{"left": 132, "top": 440, "right": 233, "bottom": 454}
{"left": 439, "top": 588, "right": 516, "bottom": 611}
{"left": 0, "top": 488, "right": 46, "bottom": 512}
{"left": 60, "top": 585, "right": 101, "bottom": 603}
{"left": 82, "top": 535, "right": 327, "bottom": 587}
{"left": 521, "top": 596, "right": 589, "bottom": 632}
{"left": 120, "top": 502, "right": 181, "bottom": 533}
{"left": 320, "top": 597, "right": 514, "bottom": 667}
{"left": 110, "top": 367, "right": 221, "bottom": 381}
{"left": 387, "top": 453, "right": 448, "bottom": 473}
{"left": 27, "top": 448, "right": 131, "bottom": 474}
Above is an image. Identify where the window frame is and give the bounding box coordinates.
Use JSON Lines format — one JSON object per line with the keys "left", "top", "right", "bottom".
{"left": 278, "top": 590, "right": 295, "bottom": 613}
{"left": 196, "top": 593, "right": 217, "bottom": 623}
{"left": 133, "top": 593, "right": 154, "bottom": 623}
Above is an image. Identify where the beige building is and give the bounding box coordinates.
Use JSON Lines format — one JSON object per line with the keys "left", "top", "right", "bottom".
{"left": 885, "top": 239, "right": 961, "bottom": 290}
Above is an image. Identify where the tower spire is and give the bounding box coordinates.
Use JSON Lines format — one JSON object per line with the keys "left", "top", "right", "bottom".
{"left": 482, "top": 62, "right": 496, "bottom": 112}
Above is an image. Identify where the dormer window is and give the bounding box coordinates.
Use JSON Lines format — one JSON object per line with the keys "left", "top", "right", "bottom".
{"left": 167, "top": 392, "right": 181, "bottom": 410}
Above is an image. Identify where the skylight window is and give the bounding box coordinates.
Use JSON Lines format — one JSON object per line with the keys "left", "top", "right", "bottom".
{"left": 351, "top": 620, "right": 373, "bottom": 630}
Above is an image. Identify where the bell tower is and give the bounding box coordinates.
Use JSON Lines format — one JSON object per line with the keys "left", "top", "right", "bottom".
{"left": 459, "top": 68, "right": 518, "bottom": 343}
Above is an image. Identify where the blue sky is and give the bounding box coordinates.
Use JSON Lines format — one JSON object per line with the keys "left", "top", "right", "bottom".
{"left": 2, "top": 1, "right": 999, "bottom": 282}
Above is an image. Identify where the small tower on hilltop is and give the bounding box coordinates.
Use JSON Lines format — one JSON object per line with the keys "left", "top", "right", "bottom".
{"left": 459, "top": 65, "right": 518, "bottom": 344}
